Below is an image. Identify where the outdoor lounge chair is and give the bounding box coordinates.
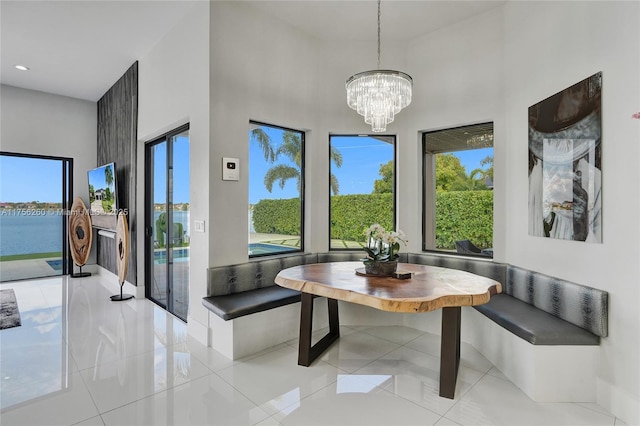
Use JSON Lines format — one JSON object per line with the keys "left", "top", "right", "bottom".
{"left": 455, "top": 239, "right": 485, "bottom": 255}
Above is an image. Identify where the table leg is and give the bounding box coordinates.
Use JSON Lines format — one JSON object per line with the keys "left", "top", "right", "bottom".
{"left": 298, "top": 293, "right": 340, "bottom": 367}
{"left": 439, "top": 306, "right": 461, "bottom": 399}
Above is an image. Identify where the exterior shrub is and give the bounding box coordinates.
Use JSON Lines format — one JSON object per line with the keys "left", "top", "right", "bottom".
{"left": 435, "top": 190, "right": 493, "bottom": 250}
{"left": 252, "top": 198, "right": 301, "bottom": 235}
{"left": 330, "top": 194, "right": 393, "bottom": 242}
{"left": 251, "top": 191, "right": 493, "bottom": 250}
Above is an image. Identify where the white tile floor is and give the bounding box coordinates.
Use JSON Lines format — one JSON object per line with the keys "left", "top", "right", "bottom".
{"left": 0, "top": 275, "right": 628, "bottom": 426}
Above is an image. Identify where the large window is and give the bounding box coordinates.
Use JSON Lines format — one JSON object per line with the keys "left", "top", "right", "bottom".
{"left": 0, "top": 152, "right": 72, "bottom": 281}
{"left": 248, "top": 122, "right": 304, "bottom": 257}
{"left": 329, "top": 135, "right": 395, "bottom": 249}
{"left": 423, "top": 123, "right": 494, "bottom": 257}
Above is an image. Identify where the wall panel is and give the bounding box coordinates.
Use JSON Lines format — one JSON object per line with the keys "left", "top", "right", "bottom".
{"left": 96, "top": 62, "right": 138, "bottom": 285}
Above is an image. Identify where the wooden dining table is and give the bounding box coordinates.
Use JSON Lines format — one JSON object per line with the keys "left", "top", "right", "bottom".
{"left": 275, "top": 261, "right": 501, "bottom": 399}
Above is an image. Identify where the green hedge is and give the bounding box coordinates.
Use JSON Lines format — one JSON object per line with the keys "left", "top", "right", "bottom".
{"left": 252, "top": 198, "right": 301, "bottom": 235}
{"left": 435, "top": 191, "right": 493, "bottom": 250}
{"left": 251, "top": 191, "right": 493, "bottom": 249}
{"left": 330, "top": 194, "right": 393, "bottom": 242}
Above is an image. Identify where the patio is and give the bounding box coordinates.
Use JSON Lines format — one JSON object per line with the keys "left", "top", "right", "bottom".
{"left": 0, "top": 257, "right": 63, "bottom": 282}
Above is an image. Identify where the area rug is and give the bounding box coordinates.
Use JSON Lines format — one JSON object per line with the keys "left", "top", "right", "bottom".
{"left": 0, "top": 289, "right": 21, "bottom": 330}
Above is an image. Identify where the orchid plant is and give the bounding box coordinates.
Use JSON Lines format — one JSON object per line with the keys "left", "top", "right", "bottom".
{"left": 362, "top": 223, "right": 408, "bottom": 263}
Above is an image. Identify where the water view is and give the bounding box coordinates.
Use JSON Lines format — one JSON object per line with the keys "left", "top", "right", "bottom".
{"left": 0, "top": 212, "right": 63, "bottom": 257}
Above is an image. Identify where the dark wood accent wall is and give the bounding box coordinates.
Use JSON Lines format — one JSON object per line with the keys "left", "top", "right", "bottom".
{"left": 97, "top": 62, "right": 138, "bottom": 285}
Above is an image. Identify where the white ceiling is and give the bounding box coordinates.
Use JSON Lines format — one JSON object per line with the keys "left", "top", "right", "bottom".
{"left": 247, "top": 0, "right": 505, "bottom": 42}
{"left": 0, "top": 0, "right": 505, "bottom": 102}
{"left": 0, "top": 0, "right": 200, "bottom": 101}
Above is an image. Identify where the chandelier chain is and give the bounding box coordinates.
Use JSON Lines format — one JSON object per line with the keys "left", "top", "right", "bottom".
{"left": 377, "top": 0, "right": 381, "bottom": 69}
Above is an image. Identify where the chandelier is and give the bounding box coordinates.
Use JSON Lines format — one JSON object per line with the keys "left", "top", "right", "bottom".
{"left": 346, "top": 0, "right": 412, "bottom": 132}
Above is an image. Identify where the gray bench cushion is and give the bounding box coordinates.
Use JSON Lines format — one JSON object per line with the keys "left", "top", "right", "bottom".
{"left": 202, "top": 286, "right": 302, "bottom": 321}
{"left": 407, "top": 252, "right": 506, "bottom": 283}
{"left": 505, "top": 266, "right": 608, "bottom": 337}
{"left": 317, "top": 252, "right": 408, "bottom": 263}
{"left": 317, "top": 251, "right": 365, "bottom": 263}
{"left": 207, "top": 253, "right": 318, "bottom": 296}
{"left": 474, "top": 294, "right": 600, "bottom": 345}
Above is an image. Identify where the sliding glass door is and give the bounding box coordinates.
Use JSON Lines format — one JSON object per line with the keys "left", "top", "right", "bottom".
{"left": 145, "top": 125, "right": 190, "bottom": 321}
{"left": 0, "top": 152, "right": 72, "bottom": 281}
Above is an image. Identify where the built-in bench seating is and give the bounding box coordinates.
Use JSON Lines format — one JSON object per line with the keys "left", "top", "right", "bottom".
{"left": 405, "top": 253, "right": 608, "bottom": 345}
{"left": 203, "top": 252, "right": 384, "bottom": 360}
{"left": 203, "top": 252, "right": 381, "bottom": 321}
{"left": 203, "top": 251, "right": 608, "bottom": 402}
{"left": 202, "top": 253, "right": 318, "bottom": 320}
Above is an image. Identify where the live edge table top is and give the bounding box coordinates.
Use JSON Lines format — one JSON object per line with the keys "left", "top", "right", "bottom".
{"left": 274, "top": 261, "right": 502, "bottom": 313}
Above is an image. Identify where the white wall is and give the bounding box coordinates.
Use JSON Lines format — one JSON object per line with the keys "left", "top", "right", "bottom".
{"left": 210, "top": 1, "right": 323, "bottom": 261}
{"left": 502, "top": 2, "right": 640, "bottom": 422}
{"left": 137, "top": 1, "right": 210, "bottom": 340}
{"left": 404, "top": 7, "right": 505, "bottom": 257}
{"left": 0, "top": 84, "right": 97, "bottom": 263}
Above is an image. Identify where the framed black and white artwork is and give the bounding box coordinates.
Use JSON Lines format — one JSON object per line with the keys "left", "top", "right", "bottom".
{"left": 528, "top": 72, "right": 602, "bottom": 243}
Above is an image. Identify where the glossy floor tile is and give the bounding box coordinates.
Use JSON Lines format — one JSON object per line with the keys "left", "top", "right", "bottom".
{"left": 0, "top": 275, "right": 623, "bottom": 425}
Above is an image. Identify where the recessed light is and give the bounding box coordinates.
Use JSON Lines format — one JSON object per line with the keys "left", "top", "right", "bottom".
{"left": 15, "top": 65, "right": 30, "bottom": 71}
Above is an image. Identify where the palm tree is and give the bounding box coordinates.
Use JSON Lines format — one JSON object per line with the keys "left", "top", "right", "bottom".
{"left": 480, "top": 155, "right": 494, "bottom": 180}
{"left": 104, "top": 164, "right": 114, "bottom": 187}
{"left": 329, "top": 146, "right": 343, "bottom": 195}
{"left": 104, "top": 165, "right": 114, "bottom": 201}
{"left": 251, "top": 126, "right": 343, "bottom": 195}
{"left": 449, "top": 156, "right": 494, "bottom": 191}
{"left": 264, "top": 131, "right": 302, "bottom": 192}
{"left": 250, "top": 127, "right": 276, "bottom": 163}
{"left": 450, "top": 168, "right": 489, "bottom": 191}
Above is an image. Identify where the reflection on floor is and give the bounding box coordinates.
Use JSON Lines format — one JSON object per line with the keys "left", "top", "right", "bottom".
{"left": 0, "top": 275, "right": 627, "bottom": 426}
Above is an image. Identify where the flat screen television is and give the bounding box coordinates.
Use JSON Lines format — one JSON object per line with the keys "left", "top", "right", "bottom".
{"left": 87, "top": 162, "right": 117, "bottom": 231}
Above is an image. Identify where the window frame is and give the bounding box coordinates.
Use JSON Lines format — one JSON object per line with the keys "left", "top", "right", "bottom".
{"left": 421, "top": 122, "right": 494, "bottom": 258}
{"left": 328, "top": 133, "right": 397, "bottom": 251}
{"left": 248, "top": 120, "right": 305, "bottom": 259}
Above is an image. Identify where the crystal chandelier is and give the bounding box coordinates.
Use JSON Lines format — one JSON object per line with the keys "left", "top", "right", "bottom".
{"left": 346, "top": 0, "right": 412, "bottom": 132}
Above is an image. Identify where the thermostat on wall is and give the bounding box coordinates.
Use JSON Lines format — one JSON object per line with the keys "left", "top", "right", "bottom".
{"left": 222, "top": 157, "right": 240, "bottom": 181}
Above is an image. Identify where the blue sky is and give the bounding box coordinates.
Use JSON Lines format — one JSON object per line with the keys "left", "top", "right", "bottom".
{"left": 0, "top": 156, "right": 62, "bottom": 202}
{"left": 151, "top": 135, "right": 190, "bottom": 204}
{"left": 330, "top": 136, "right": 394, "bottom": 196}
{"left": 456, "top": 147, "right": 494, "bottom": 174}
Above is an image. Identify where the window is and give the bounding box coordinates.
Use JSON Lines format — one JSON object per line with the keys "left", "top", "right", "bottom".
{"left": 248, "top": 121, "right": 304, "bottom": 257}
{"left": 329, "top": 135, "right": 396, "bottom": 249}
{"left": 0, "top": 152, "right": 72, "bottom": 281}
{"left": 422, "top": 123, "right": 494, "bottom": 257}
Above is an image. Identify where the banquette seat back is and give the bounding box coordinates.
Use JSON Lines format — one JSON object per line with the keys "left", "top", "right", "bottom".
{"left": 206, "top": 253, "right": 318, "bottom": 297}
{"left": 504, "top": 265, "right": 608, "bottom": 337}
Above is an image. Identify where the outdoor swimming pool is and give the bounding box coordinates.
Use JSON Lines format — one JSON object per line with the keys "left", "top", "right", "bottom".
{"left": 249, "top": 243, "right": 297, "bottom": 256}
{"left": 154, "top": 247, "right": 190, "bottom": 264}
